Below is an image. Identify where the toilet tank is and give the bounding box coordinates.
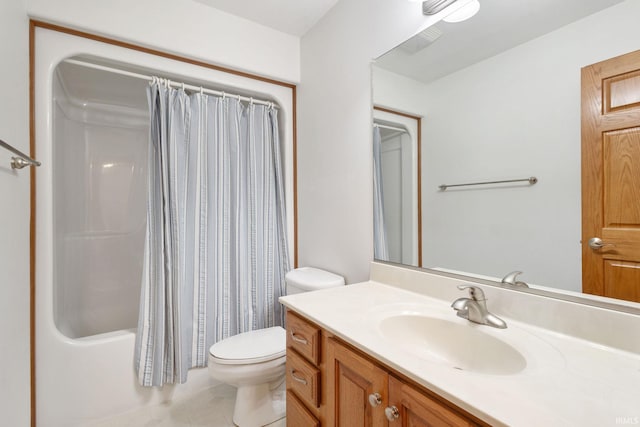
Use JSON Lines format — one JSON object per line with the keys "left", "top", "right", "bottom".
{"left": 285, "top": 267, "right": 345, "bottom": 295}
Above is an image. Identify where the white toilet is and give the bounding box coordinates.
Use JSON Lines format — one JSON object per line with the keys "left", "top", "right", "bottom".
{"left": 208, "top": 267, "right": 345, "bottom": 427}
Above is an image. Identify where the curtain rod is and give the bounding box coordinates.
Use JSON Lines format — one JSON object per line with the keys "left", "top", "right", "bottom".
{"left": 63, "top": 59, "right": 277, "bottom": 108}
{"left": 373, "top": 123, "right": 407, "bottom": 133}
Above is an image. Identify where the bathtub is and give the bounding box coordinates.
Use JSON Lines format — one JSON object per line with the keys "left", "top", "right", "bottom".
{"left": 34, "top": 25, "right": 295, "bottom": 425}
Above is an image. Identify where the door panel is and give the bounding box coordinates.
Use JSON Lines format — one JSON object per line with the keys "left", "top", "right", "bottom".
{"left": 604, "top": 261, "right": 640, "bottom": 302}
{"left": 582, "top": 49, "right": 640, "bottom": 302}
{"left": 604, "top": 70, "right": 640, "bottom": 113}
{"left": 327, "top": 338, "right": 388, "bottom": 427}
{"left": 603, "top": 128, "right": 640, "bottom": 227}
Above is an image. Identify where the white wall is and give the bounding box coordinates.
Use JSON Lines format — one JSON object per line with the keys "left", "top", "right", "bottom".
{"left": 26, "top": 0, "right": 300, "bottom": 83}
{"left": 0, "top": 0, "right": 31, "bottom": 424}
{"left": 298, "top": 0, "right": 438, "bottom": 283}
{"left": 372, "top": 0, "right": 640, "bottom": 292}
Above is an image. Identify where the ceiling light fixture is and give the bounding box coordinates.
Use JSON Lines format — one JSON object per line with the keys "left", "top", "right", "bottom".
{"left": 421, "top": 0, "right": 457, "bottom": 14}
{"left": 420, "top": 0, "right": 480, "bottom": 23}
{"left": 442, "top": 0, "right": 480, "bottom": 23}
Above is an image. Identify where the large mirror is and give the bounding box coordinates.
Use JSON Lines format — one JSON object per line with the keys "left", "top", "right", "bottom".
{"left": 372, "top": 0, "right": 640, "bottom": 307}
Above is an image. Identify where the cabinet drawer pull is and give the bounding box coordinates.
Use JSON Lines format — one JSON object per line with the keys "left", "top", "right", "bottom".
{"left": 291, "top": 370, "right": 308, "bottom": 385}
{"left": 290, "top": 331, "right": 308, "bottom": 345}
{"left": 385, "top": 406, "right": 400, "bottom": 422}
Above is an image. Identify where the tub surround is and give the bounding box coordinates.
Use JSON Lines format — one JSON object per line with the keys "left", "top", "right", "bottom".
{"left": 279, "top": 262, "right": 640, "bottom": 426}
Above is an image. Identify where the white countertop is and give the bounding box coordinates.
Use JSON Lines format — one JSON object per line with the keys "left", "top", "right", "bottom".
{"left": 280, "top": 281, "right": 640, "bottom": 427}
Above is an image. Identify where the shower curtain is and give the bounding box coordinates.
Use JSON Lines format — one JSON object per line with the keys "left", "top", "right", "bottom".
{"left": 135, "top": 80, "right": 290, "bottom": 387}
{"left": 373, "top": 126, "right": 389, "bottom": 260}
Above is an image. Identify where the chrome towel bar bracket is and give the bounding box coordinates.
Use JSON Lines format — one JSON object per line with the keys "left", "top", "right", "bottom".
{"left": 0, "top": 138, "right": 41, "bottom": 169}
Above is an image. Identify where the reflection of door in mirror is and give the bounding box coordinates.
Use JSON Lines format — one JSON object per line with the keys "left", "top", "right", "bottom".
{"left": 373, "top": 107, "right": 422, "bottom": 267}
{"left": 582, "top": 49, "right": 640, "bottom": 303}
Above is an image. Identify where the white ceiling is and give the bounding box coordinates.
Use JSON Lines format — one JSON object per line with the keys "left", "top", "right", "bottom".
{"left": 375, "top": 0, "right": 625, "bottom": 84}
{"left": 192, "top": 0, "right": 341, "bottom": 36}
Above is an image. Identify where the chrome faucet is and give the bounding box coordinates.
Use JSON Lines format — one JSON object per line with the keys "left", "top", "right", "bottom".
{"left": 451, "top": 285, "right": 507, "bottom": 329}
{"left": 501, "top": 271, "right": 528, "bottom": 288}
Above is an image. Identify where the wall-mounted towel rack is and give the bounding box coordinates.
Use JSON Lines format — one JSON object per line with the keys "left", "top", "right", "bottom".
{"left": 439, "top": 176, "right": 537, "bottom": 191}
{"left": 0, "top": 138, "right": 41, "bottom": 169}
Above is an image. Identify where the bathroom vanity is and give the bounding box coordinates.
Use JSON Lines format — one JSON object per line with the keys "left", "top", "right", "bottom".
{"left": 280, "top": 262, "right": 640, "bottom": 426}
{"left": 285, "top": 310, "right": 483, "bottom": 426}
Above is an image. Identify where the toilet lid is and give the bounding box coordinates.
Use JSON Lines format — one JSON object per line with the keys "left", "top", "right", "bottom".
{"left": 209, "top": 326, "right": 286, "bottom": 365}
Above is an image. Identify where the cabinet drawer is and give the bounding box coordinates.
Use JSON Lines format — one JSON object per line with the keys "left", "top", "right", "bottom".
{"left": 286, "top": 390, "right": 319, "bottom": 427}
{"left": 287, "top": 311, "right": 321, "bottom": 365}
{"left": 287, "top": 348, "right": 320, "bottom": 408}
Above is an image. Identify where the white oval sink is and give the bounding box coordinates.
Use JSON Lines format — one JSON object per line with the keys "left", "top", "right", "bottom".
{"left": 379, "top": 314, "right": 527, "bottom": 375}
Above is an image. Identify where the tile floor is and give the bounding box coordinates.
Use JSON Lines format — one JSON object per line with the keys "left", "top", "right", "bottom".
{"left": 88, "top": 384, "right": 286, "bottom": 427}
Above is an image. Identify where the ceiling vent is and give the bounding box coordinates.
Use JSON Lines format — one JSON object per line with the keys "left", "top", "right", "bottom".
{"left": 398, "top": 26, "right": 444, "bottom": 54}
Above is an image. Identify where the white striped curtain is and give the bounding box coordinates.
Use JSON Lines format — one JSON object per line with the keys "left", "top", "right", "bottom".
{"left": 373, "top": 126, "right": 389, "bottom": 260}
{"left": 135, "top": 81, "right": 290, "bottom": 386}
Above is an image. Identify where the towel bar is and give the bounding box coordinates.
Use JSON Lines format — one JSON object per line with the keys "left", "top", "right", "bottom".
{"left": 439, "top": 176, "right": 537, "bottom": 191}
{"left": 0, "top": 138, "right": 41, "bottom": 169}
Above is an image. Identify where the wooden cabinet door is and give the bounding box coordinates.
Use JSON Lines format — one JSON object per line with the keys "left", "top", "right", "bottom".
{"left": 582, "top": 49, "right": 640, "bottom": 302}
{"left": 388, "top": 376, "right": 473, "bottom": 427}
{"left": 286, "top": 390, "right": 320, "bottom": 427}
{"left": 326, "top": 338, "right": 388, "bottom": 427}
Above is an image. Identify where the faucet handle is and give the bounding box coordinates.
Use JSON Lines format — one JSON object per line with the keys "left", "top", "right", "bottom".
{"left": 501, "top": 271, "right": 528, "bottom": 288}
{"left": 457, "top": 284, "right": 486, "bottom": 301}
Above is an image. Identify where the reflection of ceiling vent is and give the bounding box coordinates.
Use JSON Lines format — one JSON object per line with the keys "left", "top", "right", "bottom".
{"left": 398, "top": 26, "right": 443, "bottom": 54}
{"left": 422, "top": 0, "right": 457, "bottom": 15}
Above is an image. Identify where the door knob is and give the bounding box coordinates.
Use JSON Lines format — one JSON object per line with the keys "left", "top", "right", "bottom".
{"left": 588, "top": 237, "right": 615, "bottom": 250}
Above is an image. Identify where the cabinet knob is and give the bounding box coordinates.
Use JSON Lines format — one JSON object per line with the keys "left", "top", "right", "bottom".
{"left": 368, "top": 392, "right": 382, "bottom": 407}
{"left": 385, "top": 406, "right": 400, "bottom": 421}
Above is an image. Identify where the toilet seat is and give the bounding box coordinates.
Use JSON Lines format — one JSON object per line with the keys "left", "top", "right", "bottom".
{"left": 209, "top": 326, "right": 286, "bottom": 365}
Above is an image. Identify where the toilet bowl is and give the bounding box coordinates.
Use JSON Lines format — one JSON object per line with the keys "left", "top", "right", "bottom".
{"left": 208, "top": 327, "right": 287, "bottom": 427}
{"left": 208, "top": 267, "right": 345, "bottom": 426}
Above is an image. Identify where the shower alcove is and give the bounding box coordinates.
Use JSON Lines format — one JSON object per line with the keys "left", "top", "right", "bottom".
{"left": 53, "top": 59, "right": 148, "bottom": 338}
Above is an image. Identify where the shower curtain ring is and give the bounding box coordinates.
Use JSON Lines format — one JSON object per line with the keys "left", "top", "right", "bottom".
{"left": 222, "top": 91, "right": 226, "bottom": 100}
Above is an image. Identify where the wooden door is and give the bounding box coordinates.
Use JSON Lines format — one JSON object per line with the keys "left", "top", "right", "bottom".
{"left": 582, "top": 49, "right": 640, "bottom": 302}
{"left": 326, "top": 338, "right": 388, "bottom": 427}
{"left": 388, "top": 376, "right": 473, "bottom": 427}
